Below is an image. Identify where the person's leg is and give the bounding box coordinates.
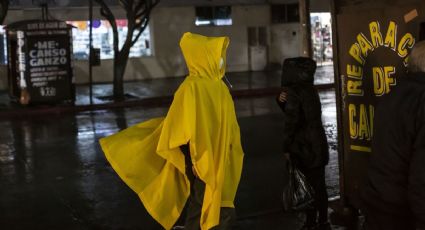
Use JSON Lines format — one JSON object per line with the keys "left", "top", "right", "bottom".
{"left": 304, "top": 209, "right": 317, "bottom": 227}
{"left": 302, "top": 167, "right": 329, "bottom": 228}
{"left": 301, "top": 169, "right": 319, "bottom": 226}
{"left": 185, "top": 178, "right": 236, "bottom": 230}
{"left": 184, "top": 177, "right": 205, "bottom": 230}
{"left": 210, "top": 208, "right": 236, "bottom": 230}
{"left": 313, "top": 167, "right": 329, "bottom": 224}
{"left": 182, "top": 143, "right": 236, "bottom": 230}
{"left": 182, "top": 143, "right": 204, "bottom": 230}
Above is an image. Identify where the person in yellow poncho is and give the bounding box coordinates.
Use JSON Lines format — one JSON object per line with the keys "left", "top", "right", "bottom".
{"left": 99, "top": 32, "right": 244, "bottom": 230}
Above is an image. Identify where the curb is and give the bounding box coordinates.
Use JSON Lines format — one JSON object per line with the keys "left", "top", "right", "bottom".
{"left": 0, "top": 85, "right": 334, "bottom": 119}
{"left": 0, "top": 88, "right": 281, "bottom": 119}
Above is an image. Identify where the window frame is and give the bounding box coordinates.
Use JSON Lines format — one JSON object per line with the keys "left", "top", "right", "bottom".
{"left": 195, "top": 6, "right": 233, "bottom": 27}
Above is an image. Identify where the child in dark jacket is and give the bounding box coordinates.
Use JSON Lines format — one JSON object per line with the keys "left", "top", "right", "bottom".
{"left": 277, "top": 57, "right": 331, "bottom": 230}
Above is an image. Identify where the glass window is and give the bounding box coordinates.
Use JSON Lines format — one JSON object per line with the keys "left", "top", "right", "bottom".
{"left": 67, "top": 19, "right": 151, "bottom": 60}
{"left": 310, "top": 12, "right": 334, "bottom": 85}
{"left": 310, "top": 13, "right": 333, "bottom": 65}
{"left": 0, "top": 25, "right": 6, "bottom": 65}
{"left": 286, "top": 4, "right": 299, "bottom": 22}
{"left": 271, "top": 4, "right": 300, "bottom": 24}
{"left": 271, "top": 5, "right": 286, "bottom": 24}
{"left": 195, "top": 6, "right": 232, "bottom": 26}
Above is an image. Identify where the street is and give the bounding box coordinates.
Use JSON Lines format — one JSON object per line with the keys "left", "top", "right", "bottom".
{"left": 0, "top": 89, "right": 340, "bottom": 230}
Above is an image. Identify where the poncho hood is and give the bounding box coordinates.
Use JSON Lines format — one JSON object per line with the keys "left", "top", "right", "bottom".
{"left": 180, "top": 32, "right": 229, "bottom": 80}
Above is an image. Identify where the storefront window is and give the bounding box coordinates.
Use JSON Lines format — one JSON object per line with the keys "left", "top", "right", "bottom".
{"left": 67, "top": 19, "right": 151, "bottom": 60}
{"left": 310, "top": 13, "right": 332, "bottom": 65}
{"left": 0, "top": 21, "right": 152, "bottom": 64}
{"left": 195, "top": 6, "right": 232, "bottom": 26}
{"left": 0, "top": 25, "right": 6, "bottom": 65}
{"left": 310, "top": 13, "right": 334, "bottom": 85}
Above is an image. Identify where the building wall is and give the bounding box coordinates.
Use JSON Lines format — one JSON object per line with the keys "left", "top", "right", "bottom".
{"left": 0, "top": 66, "right": 7, "bottom": 89}
{"left": 1, "top": 5, "right": 273, "bottom": 87}
{"left": 269, "top": 23, "right": 301, "bottom": 65}
{"left": 310, "top": 0, "right": 331, "bottom": 12}
{"left": 0, "top": 1, "right": 331, "bottom": 89}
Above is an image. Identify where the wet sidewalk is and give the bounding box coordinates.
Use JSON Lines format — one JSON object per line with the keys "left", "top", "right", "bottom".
{"left": 0, "top": 65, "right": 365, "bottom": 229}
{"left": 0, "top": 106, "right": 358, "bottom": 230}
{"left": 0, "top": 66, "right": 334, "bottom": 118}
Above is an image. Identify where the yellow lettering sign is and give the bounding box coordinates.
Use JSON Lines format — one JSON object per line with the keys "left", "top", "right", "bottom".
{"left": 384, "top": 21, "right": 397, "bottom": 50}
{"left": 358, "top": 104, "right": 371, "bottom": 140}
{"left": 349, "top": 104, "right": 358, "bottom": 139}
{"left": 373, "top": 66, "right": 396, "bottom": 96}
{"left": 383, "top": 66, "right": 396, "bottom": 94}
{"left": 347, "top": 64, "right": 363, "bottom": 79}
{"left": 398, "top": 33, "right": 415, "bottom": 58}
{"left": 345, "top": 20, "right": 416, "bottom": 150}
{"left": 373, "top": 67, "right": 385, "bottom": 96}
{"left": 349, "top": 104, "right": 374, "bottom": 141}
{"left": 349, "top": 43, "right": 365, "bottom": 65}
{"left": 357, "top": 33, "right": 374, "bottom": 57}
{"left": 347, "top": 80, "right": 363, "bottom": 95}
{"left": 369, "top": 21, "right": 383, "bottom": 48}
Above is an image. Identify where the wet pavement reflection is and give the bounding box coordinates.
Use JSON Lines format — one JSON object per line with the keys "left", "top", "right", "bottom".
{"left": 70, "top": 66, "right": 333, "bottom": 106}
{"left": 0, "top": 89, "right": 339, "bottom": 230}
{"left": 0, "top": 66, "right": 345, "bottom": 229}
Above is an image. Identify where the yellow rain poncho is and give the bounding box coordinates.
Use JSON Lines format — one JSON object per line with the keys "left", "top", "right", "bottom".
{"left": 99, "top": 32, "right": 244, "bottom": 230}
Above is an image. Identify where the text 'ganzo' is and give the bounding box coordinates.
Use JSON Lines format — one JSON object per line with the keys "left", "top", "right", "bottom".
{"left": 29, "top": 41, "right": 67, "bottom": 67}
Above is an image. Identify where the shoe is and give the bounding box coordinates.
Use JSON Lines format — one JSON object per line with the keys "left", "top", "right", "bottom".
{"left": 172, "top": 226, "right": 185, "bottom": 230}
{"left": 316, "top": 222, "right": 332, "bottom": 230}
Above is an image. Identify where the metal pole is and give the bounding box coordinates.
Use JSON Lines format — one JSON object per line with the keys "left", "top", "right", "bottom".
{"left": 89, "top": 0, "right": 93, "bottom": 105}
{"left": 41, "top": 3, "right": 47, "bottom": 20}
{"left": 299, "top": 0, "right": 312, "bottom": 57}
{"left": 330, "top": 0, "right": 347, "bottom": 206}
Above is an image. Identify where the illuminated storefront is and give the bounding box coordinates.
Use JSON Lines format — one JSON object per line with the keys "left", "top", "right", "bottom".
{"left": 0, "top": 25, "right": 6, "bottom": 64}
{"left": 0, "top": 20, "right": 151, "bottom": 64}
{"left": 311, "top": 13, "right": 333, "bottom": 65}
{"left": 67, "top": 20, "right": 151, "bottom": 60}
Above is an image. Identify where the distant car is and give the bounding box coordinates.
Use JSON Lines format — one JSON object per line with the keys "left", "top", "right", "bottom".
{"left": 73, "top": 51, "right": 89, "bottom": 60}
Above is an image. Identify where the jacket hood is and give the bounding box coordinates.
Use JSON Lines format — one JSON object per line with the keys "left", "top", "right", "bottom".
{"left": 281, "top": 57, "right": 317, "bottom": 86}
{"left": 180, "top": 32, "right": 230, "bottom": 80}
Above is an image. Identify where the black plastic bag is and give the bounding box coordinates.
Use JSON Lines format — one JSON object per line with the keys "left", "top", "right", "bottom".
{"left": 282, "top": 158, "right": 315, "bottom": 211}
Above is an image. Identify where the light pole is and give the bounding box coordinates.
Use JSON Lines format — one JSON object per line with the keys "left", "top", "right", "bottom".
{"left": 89, "top": 0, "right": 93, "bottom": 105}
